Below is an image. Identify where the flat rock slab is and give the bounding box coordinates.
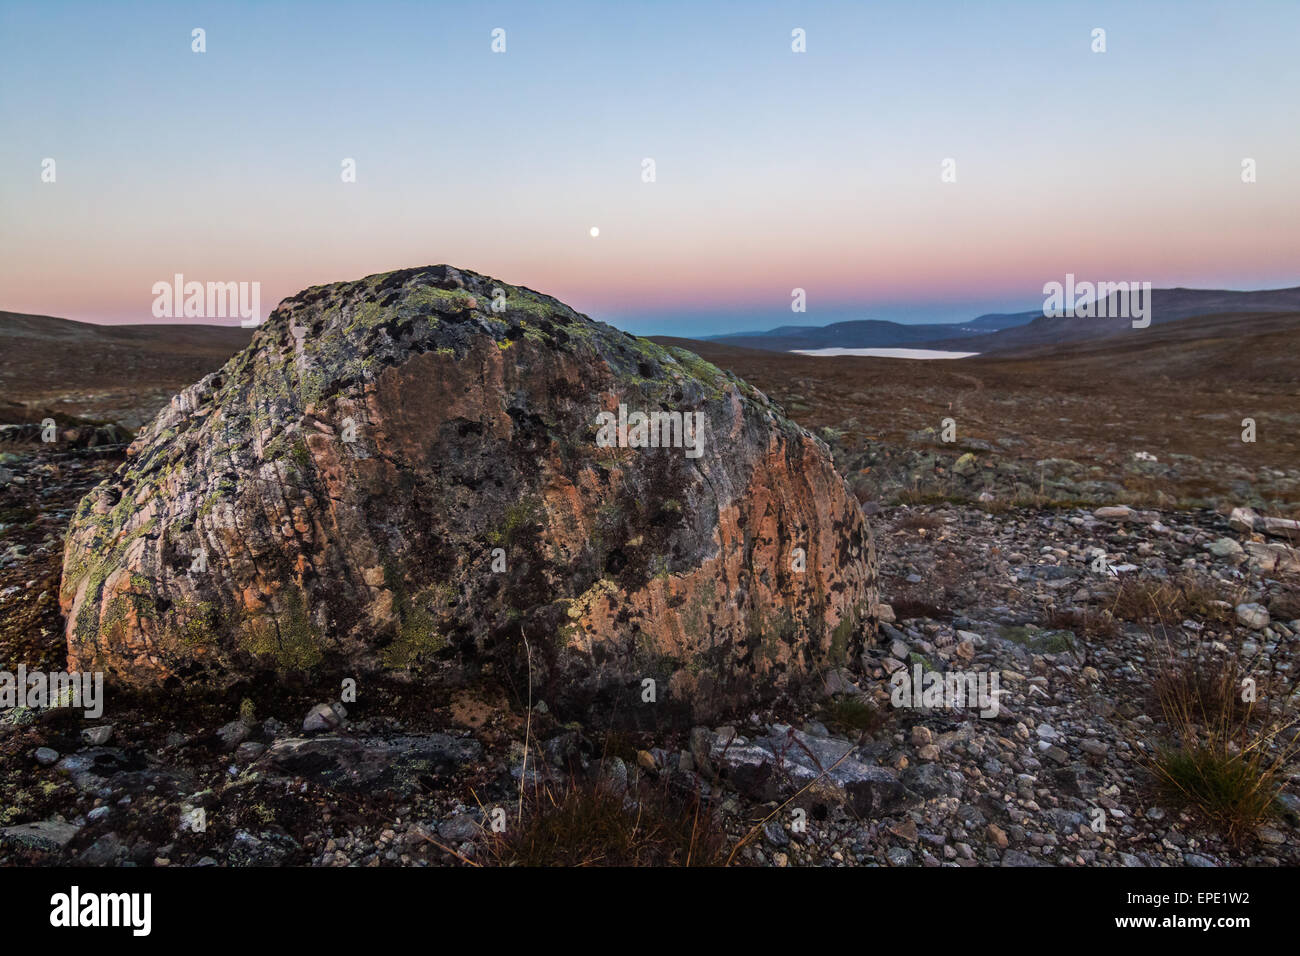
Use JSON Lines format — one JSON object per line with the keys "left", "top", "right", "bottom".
{"left": 1, "top": 819, "right": 81, "bottom": 851}
{"left": 52, "top": 747, "right": 197, "bottom": 802}
{"left": 55, "top": 747, "right": 143, "bottom": 790}
{"left": 706, "top": 726, "right": 907, "bottom": 816}
{"left": 255, "top": 734, "right": 482, "bottom": 794}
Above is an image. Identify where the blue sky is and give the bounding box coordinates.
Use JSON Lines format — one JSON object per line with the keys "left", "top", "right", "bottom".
{"left": 2, "top": 0, "right": 1297, "bottom": 336}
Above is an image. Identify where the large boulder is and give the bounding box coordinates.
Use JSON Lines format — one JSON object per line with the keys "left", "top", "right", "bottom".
{"left": 60, "top": 266, "right": 878, "bottom": 723}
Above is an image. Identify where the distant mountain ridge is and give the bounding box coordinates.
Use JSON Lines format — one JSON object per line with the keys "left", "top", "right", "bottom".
{"left": 710, "top": 286, "right": 1300, "bottom": 354}
{"left": 707, "top": 311, "right": 1039, "bottom": 351}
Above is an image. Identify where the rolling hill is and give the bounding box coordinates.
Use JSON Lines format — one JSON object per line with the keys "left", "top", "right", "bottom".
{"left": 709, "top": 286, "right": 1300, "bottom": 355}
{"left": 0, "top": 311, "right": 252, "bottom": 428}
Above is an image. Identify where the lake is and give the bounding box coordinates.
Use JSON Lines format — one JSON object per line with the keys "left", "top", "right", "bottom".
{"left": 789, "top": 348, "right": 979, "bottom": 359}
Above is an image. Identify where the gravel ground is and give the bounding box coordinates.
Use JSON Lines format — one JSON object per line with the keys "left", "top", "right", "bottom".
{"left": 2, "top": 442, "right": 1298, "bottom": 866}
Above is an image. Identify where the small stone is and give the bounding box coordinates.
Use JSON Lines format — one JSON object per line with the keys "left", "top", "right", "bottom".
{"left": 81, "top": 725, "right": 114, "bottom": 746}
{"left": 1228, "top": 506, "right": 1258, "bottom": 533}
{"left": 987, "top": 823, "right": 1009, "bottom": 849}
{"left": 1093, "top": 506, "right": 1134, "bottom": 521}
{"left": 303, "top": 702, "right": 346, "bottom": 733}
{"left": 437, "top": 814, "right": 481, "bottom": 843}
{"left": 910, "top": 726, "right": 933, "bottom": 747}
{"left": 34, "top": 747, "right": 59, "bottom": 766}
{"left": 888, "top": 818, "right": 918, "bottom": 841}
{"left": 600, "top": 756, "right": 629, "bottom": 794}
{"left": 763, "top": 821, "right": 789, "bottom": 847}
{"left": 217, "top": 719, "right": 251, "bottom": 750}
{"left": 78, "top": 833, "right": 127, "bottom": 866}
{"left": 688, "top": 727, "right": 716, "bottom": 775}
{"left": 1000, "top": 849, "right": 1041, "bottom": 867}
{"left": 822, "top": 668, "right": 860, "bottom": 696}
{"left": 1256, "top": 826, "right": 1286, "bottom": 845}
{"left": 886, "top": 846, "right": 914, "bottom": 866}
{"left": 903, "top": 763, "right": 953, "bottom": 797}
{"left": 1258, "top": 516, "right": 1300, "bottom": 538}
{"left": 1206, "top": 537, "right": 1243, "bottom": 559}
{"left": 235, "top": 741, "right": 267, "bottom": 761}
{"left": 1236, "top": 603, "right": 1270, "bottom": 630}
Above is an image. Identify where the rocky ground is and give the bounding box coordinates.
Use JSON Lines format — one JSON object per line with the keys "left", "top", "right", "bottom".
{"left": 671, "top": 336, "right": 1300, "bottom": 517}
{"left": 3, "top": 438, "right": 1298, "bottom": 867}
{"left": 0, "top": 313, "right": 251, "bottom": 430}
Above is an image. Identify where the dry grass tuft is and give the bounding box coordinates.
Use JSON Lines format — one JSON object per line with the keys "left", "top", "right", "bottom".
{"left": 1142, "top": 621, "right": 1299, "bottom": 846}
{"left": 482, "top": 771, "right": 731, "bottom": 867}
{"left": 1110, "top": 572, "right": 1240, "bottom": 628}
{"left": 1043, "top": 605, "right": 1119, "bottom": 642}
{"left": 819, "top": 694, "right": 886, "bottom": 737}
{"left": 893, "top": 512, "right": 947, "bottom": 533}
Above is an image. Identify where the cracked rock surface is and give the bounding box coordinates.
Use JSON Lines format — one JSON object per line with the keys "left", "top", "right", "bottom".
{"left": 60, "top": 265, "right": 877, "bottom": 723}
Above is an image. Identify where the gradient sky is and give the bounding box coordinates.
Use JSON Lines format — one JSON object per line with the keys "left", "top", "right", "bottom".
{"left": 2, "top": 0, "right": 1298, "bottom": 336}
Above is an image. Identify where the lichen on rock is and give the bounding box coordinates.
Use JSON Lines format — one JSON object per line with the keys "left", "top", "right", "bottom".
{"left": 60, "top": 264, "right": 879, "bottom": 722}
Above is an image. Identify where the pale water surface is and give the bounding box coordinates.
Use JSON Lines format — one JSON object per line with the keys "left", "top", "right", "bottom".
{"left": 790, "top": 348, "right": 979, "bottom": 359}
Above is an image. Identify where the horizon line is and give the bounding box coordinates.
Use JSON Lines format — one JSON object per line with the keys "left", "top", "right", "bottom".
{"left": 8, "top": 278, "right": 1300, "bottom": 336}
